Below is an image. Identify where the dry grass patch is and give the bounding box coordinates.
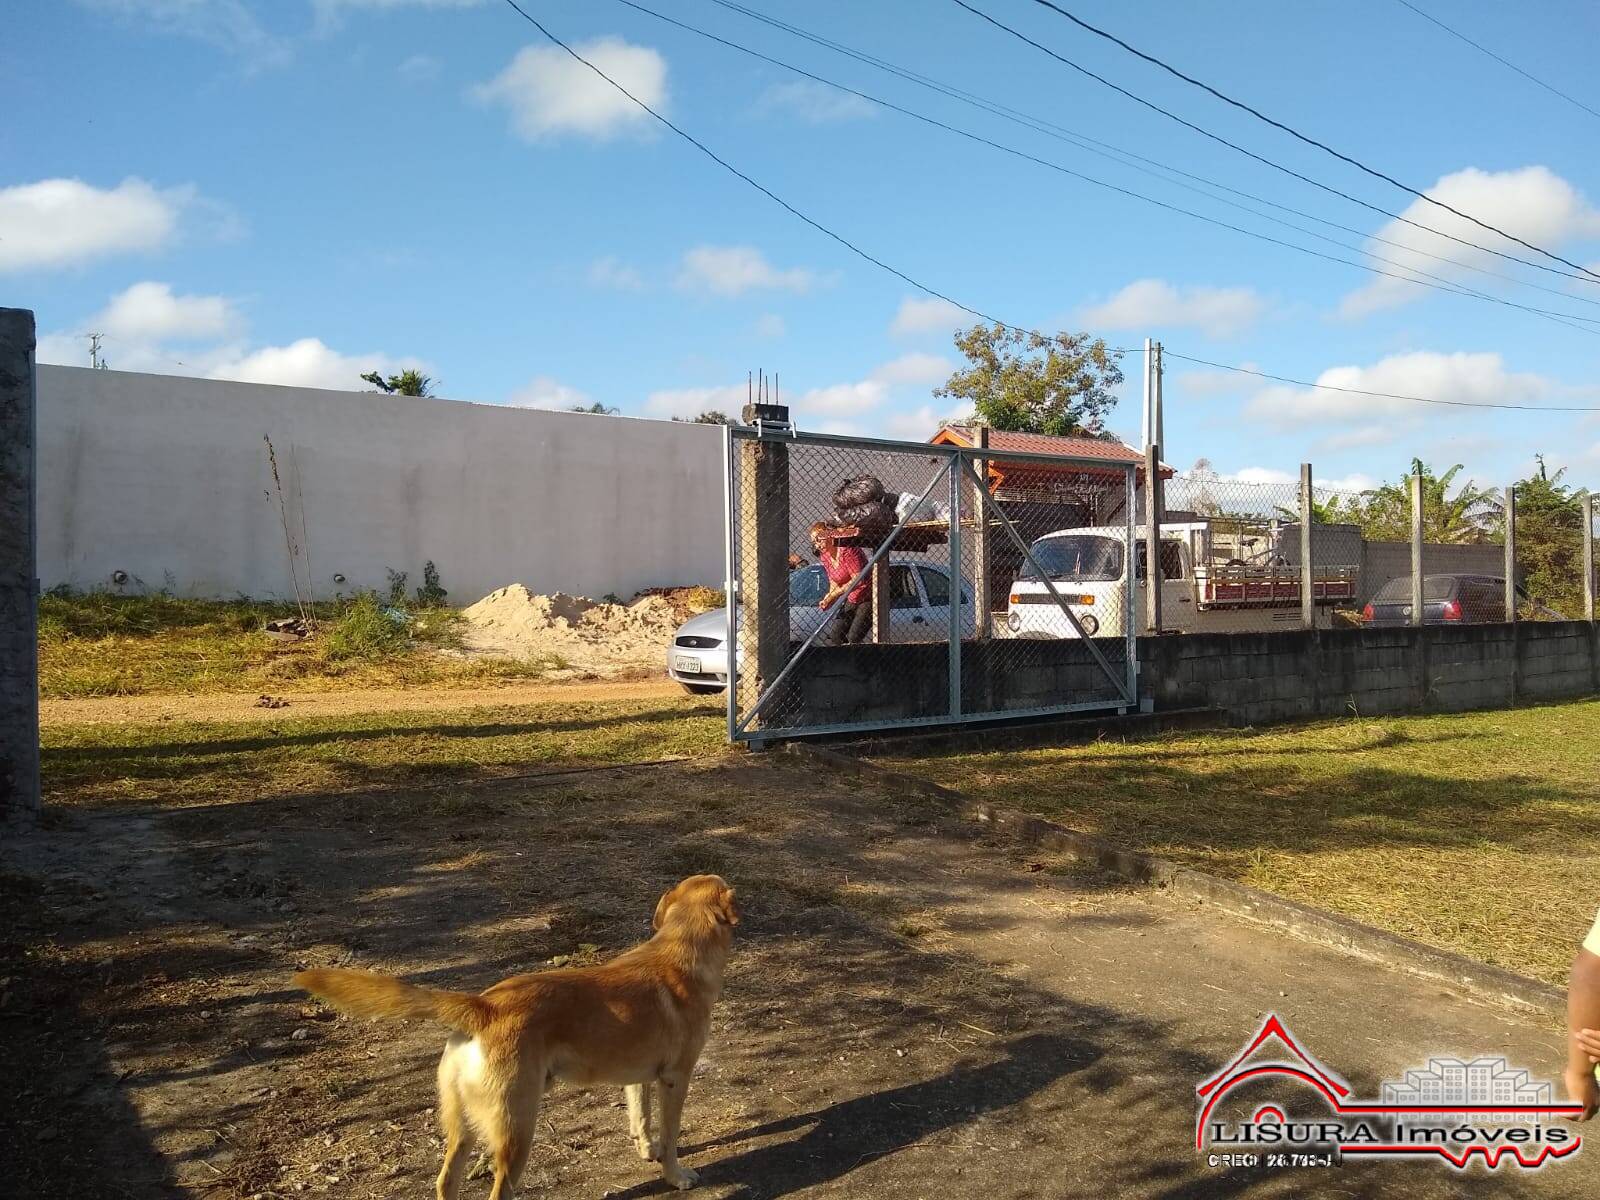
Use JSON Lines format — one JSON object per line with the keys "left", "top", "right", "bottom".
{"left": 881, "top": 699, "right": 1600, "bottom": 985}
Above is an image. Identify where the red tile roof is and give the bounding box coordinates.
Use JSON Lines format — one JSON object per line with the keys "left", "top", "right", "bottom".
{"left": 932, "top": 424, "right": 1164, "bottom": 471}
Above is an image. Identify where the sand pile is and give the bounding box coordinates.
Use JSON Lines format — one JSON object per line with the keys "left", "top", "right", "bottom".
{"left": 459, "top": 585, "right": 716, "bottom": 677}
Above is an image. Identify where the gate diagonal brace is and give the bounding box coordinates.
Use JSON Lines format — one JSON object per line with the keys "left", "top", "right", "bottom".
{"left": 956, "top": 454, "right": 1132, "bottom": 703}
{"left": 734, "top": 458, "right": 955, "bottom": 737}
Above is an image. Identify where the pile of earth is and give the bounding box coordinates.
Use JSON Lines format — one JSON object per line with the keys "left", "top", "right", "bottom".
{"left": 458, "top": 585, "right": 720, "bottom": 677}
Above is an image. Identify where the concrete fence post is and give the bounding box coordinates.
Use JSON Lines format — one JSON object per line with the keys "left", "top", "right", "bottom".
{"left": 969, "top": 424, "right": 991, "bottom": 640}
{"left": 1584, "top": 492, "right": 1596, "bottom": 624}
{"left": 1144, "top": 443, "right": 1164, "bottom": 633}
{"left": 1504, "top": 485, "right": 1518, "bottom": 624}
{"left": 1300, "top": 463, "right": 1314, "bottom": 630}
{"left": 737, "top": 404, "right": 790, "bottom": 731}
{"left": 1410, "top": 468, "right": 1424, "bottom": 629}
{"left": 0, "top": 308, "right": 40, "bottom": 822}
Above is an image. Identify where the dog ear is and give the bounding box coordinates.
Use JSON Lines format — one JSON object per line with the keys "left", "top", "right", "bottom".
{"left": 652, "top": 887, "right": 675, "bottom": 931}
{"left": 714, "top": 884, "right": 740, "bottom": 927}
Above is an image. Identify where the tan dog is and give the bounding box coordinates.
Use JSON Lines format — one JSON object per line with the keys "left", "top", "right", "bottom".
{"left": 293, "top": 874, "right": 739, "bottom": 1198}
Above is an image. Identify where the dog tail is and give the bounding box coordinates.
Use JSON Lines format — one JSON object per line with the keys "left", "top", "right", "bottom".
{"left": 293, "top": 968, "right": 494, "bottom": 1035}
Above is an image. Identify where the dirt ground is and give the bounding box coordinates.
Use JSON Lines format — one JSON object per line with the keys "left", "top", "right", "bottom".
{"left": 37, "top": 677, "right": 683, "bottom": 728}
{"left": 3, "top": 756, "right": 1594, "bottom": 1199}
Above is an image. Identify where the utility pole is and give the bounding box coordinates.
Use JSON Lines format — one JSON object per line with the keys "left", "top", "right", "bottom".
{"left": 1152, "top": 341, "right": 1164, "bottom": 455}
{"left": 86, "top": 332, "right": 107, "bottom": 370}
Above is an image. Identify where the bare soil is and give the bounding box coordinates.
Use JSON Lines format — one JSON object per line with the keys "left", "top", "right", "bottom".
{"left": 38, "top": 677, "right": 684, "bottom": 728}
{"left": 3, "top": 758, "right": 1592, "bottom": 1199}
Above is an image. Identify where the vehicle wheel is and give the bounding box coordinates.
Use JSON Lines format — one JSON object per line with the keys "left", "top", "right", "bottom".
{"left": 679, "top": 682, "right": 723, "bottom": 696}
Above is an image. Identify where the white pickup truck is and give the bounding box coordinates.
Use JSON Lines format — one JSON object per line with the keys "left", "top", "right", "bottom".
{"left": 1004, "top": 521, "right": 1358, "bottom": 639}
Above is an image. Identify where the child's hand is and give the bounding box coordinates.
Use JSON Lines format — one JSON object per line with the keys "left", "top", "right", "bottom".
{"left": 1576, "top": 1028, "right": 1600, "bottom": 1064}
{"left": 1566, "top": 1063, "right": 1598, "bottom": 1121}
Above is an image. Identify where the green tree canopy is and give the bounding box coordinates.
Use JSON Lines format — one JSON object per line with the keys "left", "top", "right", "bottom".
{"left": 1514, "top": 455, "right": 1585, "bottom": 616}
{"left": 672, "top": 411, "right": 734, "bottom": 425}
{"left": 360, "top": 369, "right": 433, "bottom": 396}
{"left": 935, "top": 323, "right": 1123, "bottom": 437}
{"left": 569, "top": 401, "right": 620, "bottom": 415}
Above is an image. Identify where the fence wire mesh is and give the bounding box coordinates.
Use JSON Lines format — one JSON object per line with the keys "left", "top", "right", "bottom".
{"left": 720, "top": 428, "right": 1137, "bottom": 741}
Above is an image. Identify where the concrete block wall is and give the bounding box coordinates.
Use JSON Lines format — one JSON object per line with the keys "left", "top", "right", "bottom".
{"left": 36, "top": 365, "right": 725, "bottom": 603}
{"left": 769, "top": 621, "right": 1600, "bottom": 735}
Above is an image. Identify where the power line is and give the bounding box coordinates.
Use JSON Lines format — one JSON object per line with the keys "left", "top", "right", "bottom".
{"left": 1395, "top": 0, "right": 1600, "bottom": 123}
{"left": 1016, "top": 0, "right": 1600, "bottom": 283}
{"left": 1163, "top": 351, "right": 1600, "bottom": 413}
{"left": 605, "top": 0, "right": 1600, "bottom": 336}
{"left": 495, "top": 0, "right": 1013, "bottom": 335}
{"left": 495, "top": 2, "right": 1597, "bottom": 417}
{"left": 951, "top": 1, "right": 1600, "bottom": 289}
{"left": 696, "top": 0, "right": 1600, "bottom": 316}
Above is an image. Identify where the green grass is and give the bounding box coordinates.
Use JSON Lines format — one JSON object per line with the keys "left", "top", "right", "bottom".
{"left": 42, "top": 695, "right": 726, "bottom": 809}
{"left": 882, "top": 700, "right": 1600, "bottom": 985}
{"left": 38, "top": 590, "right": 558, "bottom": 698}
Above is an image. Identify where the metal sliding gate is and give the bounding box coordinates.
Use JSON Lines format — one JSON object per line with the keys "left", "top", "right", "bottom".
{"left": 721, "top": 422, "right": 1140, "bottom": 744}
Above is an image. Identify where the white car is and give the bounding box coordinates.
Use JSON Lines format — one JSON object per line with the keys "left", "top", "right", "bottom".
{"left": 667, "top": 559, "right": 974, "bottom": 694}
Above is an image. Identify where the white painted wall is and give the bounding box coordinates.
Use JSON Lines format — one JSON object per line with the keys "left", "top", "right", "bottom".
{"left": 37, "top": 365, "right": 724, "bottom": 603}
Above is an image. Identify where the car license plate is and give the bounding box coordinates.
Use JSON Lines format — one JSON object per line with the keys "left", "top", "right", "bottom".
{"left": 674, "top": 654, "right": 701, "bottom": 673}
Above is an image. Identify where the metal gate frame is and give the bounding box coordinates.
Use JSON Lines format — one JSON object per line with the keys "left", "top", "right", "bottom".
{"left": 723, "top": 424, "right": 1140, "bottom": 743}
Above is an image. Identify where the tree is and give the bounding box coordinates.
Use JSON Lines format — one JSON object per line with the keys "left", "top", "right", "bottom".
{"left": 1273, "top": 495, "right": 1352, "bottom": 524}
{"left": 1345, "top": 459, "right": 1499, "bottom": 544}
{"left": 1513, "top": 455, "right": 1585, "bottom": 617}
{"left": 360, "top": 369, "right": 433, "bottom": 396}
{"left": 935, "top": 323, "right": 1122, "bottom": 437}
{"left": 569, "top": 401, "right": 620, "bottom": 415}
{"left": 672, "top": 410, "right": 734, "bottom": 425}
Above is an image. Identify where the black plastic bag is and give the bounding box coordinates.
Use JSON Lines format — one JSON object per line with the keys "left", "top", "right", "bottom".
{"left": 833, "top": 474, "right": 885, "bottom": 510}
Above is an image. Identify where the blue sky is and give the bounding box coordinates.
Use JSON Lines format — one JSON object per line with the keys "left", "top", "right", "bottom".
{"left": 8, "top": 0, "right": 1600, "bottom": 496}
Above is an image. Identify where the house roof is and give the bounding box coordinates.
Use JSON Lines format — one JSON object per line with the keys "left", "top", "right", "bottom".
{"left": 931, "top": 424, "right": 1172, "bottom": 477}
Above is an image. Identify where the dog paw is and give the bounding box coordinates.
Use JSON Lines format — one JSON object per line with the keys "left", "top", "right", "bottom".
{"left": 636, "top": 1137, "right": 661, "bottom": 1162}
{"left": 662, "top": 1164, "right": 699, "bottom": 1190}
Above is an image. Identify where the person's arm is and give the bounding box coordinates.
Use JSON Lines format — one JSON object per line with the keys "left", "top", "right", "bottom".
{"left": 1568, "top": 945, "right": 1600, "bottom": 1120}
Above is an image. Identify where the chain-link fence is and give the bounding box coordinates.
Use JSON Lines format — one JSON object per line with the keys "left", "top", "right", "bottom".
{"left": 709, "top": 432, "right": 1600, "bottom": 742}
{"left": 719, "top": 425, "right": 1139, "bottom": 742}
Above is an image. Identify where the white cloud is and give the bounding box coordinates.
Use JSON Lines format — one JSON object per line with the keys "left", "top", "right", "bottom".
{"left": 883, "top": 402, "right": 971, "bottom": 439}
{"left": 890, "top": 295, "right": 967, "bottom": 336}
{"left": 472, "top": 38, "right": 665, "bottom": 141}
{"left": 645, "top": 384, "right": 747, "bottom": 421}
{"left": 587, "top": 256, "right": 645, "bottom": 291}
{"left": 1079, "top": 278, "right": 1264, "bottom": 339}
{"left": 1244, "top": 351, "right": 1553, "bottom": 432}
{"left": 0, "top": 177, "right": 195, "bottom": 272}
{"left": 753, "top": 313, "right": 786, "bottom": 339}
{"left": 507, "top": 375, "right": 591, "bottom": 409}
{"left": 398, "top": 53, "right": 440, "bottom": 82}
{"left": 870, "top": 352, "right": 952, "bottom": 388}
{"left": 91, "top": 281, "right": 242, "bottom": 343}
{"left": 675, "top": 245, "right": 814, "bottom": 296}
{"left": 757, "top": 80, "right": 876, "bottom": 124}
{"left": 1341, "top": 166, "right": 1600, "bottom": 317}
{"left": 794, "top": 380, "right": 887, "bottom": 416}
{"left": 206, "top": 338, "right": 426, "bottom": 391}
{"left": 77, "top": 0, "right": 288, "bottom": 64}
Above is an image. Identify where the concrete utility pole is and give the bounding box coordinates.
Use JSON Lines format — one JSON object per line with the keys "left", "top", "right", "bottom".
{"left": 1, "top": 308, "right": 40, "bottom": 821}
{"left": 1139, "top": 339, "right": 1165, "bottom": 453}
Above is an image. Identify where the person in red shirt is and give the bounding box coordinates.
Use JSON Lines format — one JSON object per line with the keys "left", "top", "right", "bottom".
{"left": 810, "top": 522, "right": 873, "bottom": 645}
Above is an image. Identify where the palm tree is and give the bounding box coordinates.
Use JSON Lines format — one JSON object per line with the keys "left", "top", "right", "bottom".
{"left": 361, "top": 369, "right": 434, "bottom": 396}
{"left": 1352, "top": 459, "right": 1499, "bottom": 544}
